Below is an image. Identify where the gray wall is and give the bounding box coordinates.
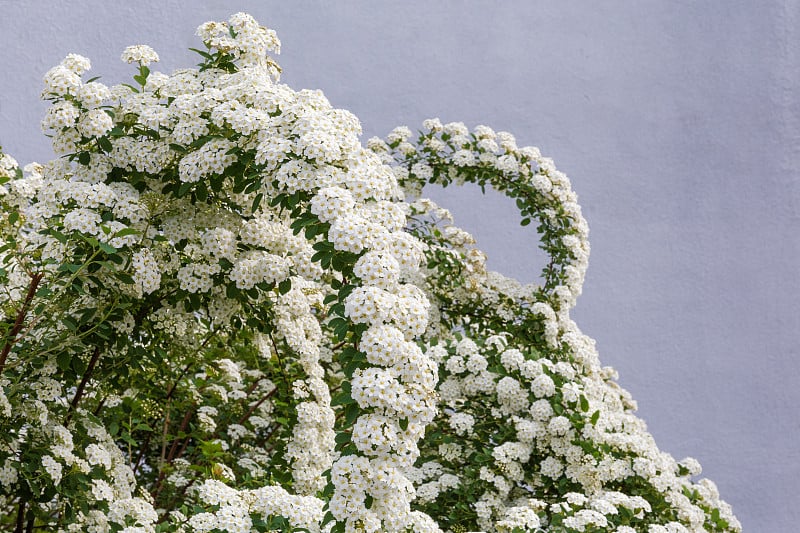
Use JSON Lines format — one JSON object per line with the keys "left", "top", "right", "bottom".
{"left": 1, "top": 1, "right": 797, "bottom": 530}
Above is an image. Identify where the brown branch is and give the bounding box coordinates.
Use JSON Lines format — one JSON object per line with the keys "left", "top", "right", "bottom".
{"left": 166, "top": 409, "right": 194, "bottom": 464}
{"left": 152, "top": 406, "right": 194, "bottom": 498}
{"left": 14, "top": 500, "right": 25, "bottom": 533}
{"left": 0, "top": 272, "right": 43, "bottom": 377}
{"left": 237, "top": 386, "right": 277, "bottom": 426}
{"left": 243, "top": 375, "right": 266, "bottom": 396}
{"left": 175, "top": 432, "right": 191, "bottom": 461}
{"left": 132, "top": 430, "right": 154, "bottom": 476}
{"left": 259, "top": 422, "right": 282, "bottom": 455}
{"left": 65, "top": 346, "right": 101, "bottom": 425}
{"left": 92, "top": 396, "right": 106, "bottom": 416}
{"left": 165, "top": 362, "right": 193, "bottom": 401}
{"left": 158, "top": 419, "right": 281, "bottom": 520}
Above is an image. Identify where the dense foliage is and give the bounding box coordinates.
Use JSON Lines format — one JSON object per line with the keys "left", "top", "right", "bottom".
{"left": 0, "top": 13, "right": 739, "bottom": 533}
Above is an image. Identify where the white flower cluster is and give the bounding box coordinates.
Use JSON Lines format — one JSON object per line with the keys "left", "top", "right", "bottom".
{"left": 372, "top": 121, "right": 740, "bottom": 532}
{"left": 307, "top": 154, "right": 438, "bottom": 532}
{"left": 30, "top": 10, "right": 438, "bottom": 530}
{"left": 197, "top": 12, "right": 281, "bottom": 72}
{"left": 0, "top": 12, "right": 739, "bottom": 533}
{"left": 187, "top": 479, "right": 324, "bottom": 532}
{"left": 121, "top": 44, "right": 160, "bottom": 66}
{"left": 16, "top": 416, "right": 158, "bottom": 532}
{"left": 278, "top": 278, "right": 336, "bottom": 495}
{"left": 422, "top": 327, "right": 741, "bottom": 531}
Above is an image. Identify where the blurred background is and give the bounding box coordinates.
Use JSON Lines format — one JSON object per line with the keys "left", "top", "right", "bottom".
{"left": 1, "top": 1, "right": 798, "bottom": 530}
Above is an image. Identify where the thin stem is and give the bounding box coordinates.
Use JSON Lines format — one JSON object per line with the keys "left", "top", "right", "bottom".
{"left": 166, "top": 409, "right": 194, "bottom": 464}
{"left": 152, "top": 406, "right": 194, "bottom": 498}
{"left": 65, "top": 346, "right": 101, "bottom": 424}
{"left": 133, "top": 430, "right": 153, "bottom": 476}
{"left": 166, "top": 362, "right": 194, "bottom": 401}
{"left": 93, "top": 396, "right": 106, "bottom": 416}
{"left": 158, "top": 399, "right": 171, "bottom": 472}
{"left": 237, "top": 386, "right": 277, "bottom": 426}
{"left": 0, "top": 272, "right": 43, "bottom": 377}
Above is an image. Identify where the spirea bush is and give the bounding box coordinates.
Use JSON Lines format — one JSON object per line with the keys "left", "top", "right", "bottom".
{"left": 0, "top": 12, "right": 740, "bottom": 533}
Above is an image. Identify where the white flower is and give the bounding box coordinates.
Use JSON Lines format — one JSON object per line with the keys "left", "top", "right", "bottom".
{"left": 42, "top": 455, "right": 62, "bottom": 484}
{"left": 77, "top": 109, "right": 114, "bottom": 137}
{"left": 91, "top": 479, "right": 115, "bottom": 501}
{"left": 121, "top": 45, "right": 160, "bottom": 65}
{"left": 42, "top": 65, "right": 81, "bottom": 97}
{"left": 60, "top": 53, "right": 91, "bottom": 75}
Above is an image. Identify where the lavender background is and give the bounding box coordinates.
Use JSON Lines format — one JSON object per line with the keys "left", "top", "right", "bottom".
{"left": 2, "top": 1, "right": 798, "bottom": 530}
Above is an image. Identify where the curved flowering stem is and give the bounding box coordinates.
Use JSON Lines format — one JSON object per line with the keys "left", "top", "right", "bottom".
{"left": 376, "top": 121, "right": 590, "bottom": 314}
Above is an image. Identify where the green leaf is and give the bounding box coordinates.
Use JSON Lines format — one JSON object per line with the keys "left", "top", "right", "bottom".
{"left": 78, "top": 307, "right": 96, "bottom": 324}
{"left": 252, "top": 192, "right": 264, "bottom": 212}
{"left": 590, "top": 410, "right": 600, "bottom": 425}
{"left": 106, "top": 253, "right": 124, "bottom": 265}
{"left": 61, "top": 316, "right": 78, "bottom": 332}
{"left": 323, "top": 294, "right": 338, "bottom": 305}
{"left": 311, "top": 251, "right": 329, "bottom": 263}
{"left": 399, "top": 418, "right": 409, "bottom": 431}
{"left": 328, "top": 317, "right": 347, "bottom": 330}
{"left": 331, "top": 391, "right": 353, "bottom": 406}
{"left": 190, "top": 135, "right": 217, "bottom": 149}
{"left": 195, "top": 182, "right": 208, "bottom": 202}
{"left": 35, "top": 287, "right": 52, "bottom": 298}
{"left": 97, "top": 136, "right": 113, "bottom": 152}
{"left": 344, "top": 403, "right": 359, "bottom": 425}
{"left": 99, "top": 242, "right": 117, "bottom": 254}
{"left": 57, "top": 351, "right": 71, "bottom": 371}
{"left": 209, "top": 173, "right": 224, "bottom": 193}
{"left": 189, "top": 47, "right": 213, "bottom": 60}
{"left": 278, "top": 278, "right": 292, "bottom": 295}
{"left": 580, "top": 394, "right": 589, "bottom": 412}
{"left": 72, "top": 354, "right": 87, "bottom": 375}
{"left": 226, "top": 283, "right": 239, "bottom": 299}
{"left": 112, "top": 227, "right": 139, "bottom": 239}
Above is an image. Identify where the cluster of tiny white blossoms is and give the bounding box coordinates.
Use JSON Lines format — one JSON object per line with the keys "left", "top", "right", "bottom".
{"left": 0, "top": 12, "right": 740, "bottom": 533}
{"left": 369, "top": 122, "right": 740, "bottom": 532}
{"left": 308, "top": 139, "right": 438, "bottom": 531}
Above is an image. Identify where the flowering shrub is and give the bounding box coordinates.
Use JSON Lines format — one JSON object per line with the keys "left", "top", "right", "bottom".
{"left": 0, "top": 12, "right": 740, "bottom": 533}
